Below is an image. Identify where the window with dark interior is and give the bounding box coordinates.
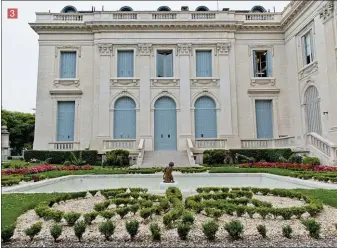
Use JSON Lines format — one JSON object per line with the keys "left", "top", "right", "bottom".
{"left": 156, "top": 50, "right": 173, "bottom": 77}
{"left": 302, "top": 31, "right": 313, "bottom": 65}
{"left": 253, "top": 50, "right": 272, "bottom": 77}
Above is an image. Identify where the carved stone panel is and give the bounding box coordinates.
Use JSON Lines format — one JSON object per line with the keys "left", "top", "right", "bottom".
{"left": 177, "top": 44, "right": 192, "bottom": 56}
{"left": 216, "top": 43, "right": 231, "bottom": 55}
{"left": 298, "top": 61, "right": 318, "bottom": 81}
{"left": 110, "top": 78, "right": 140, "bottom": 87}
{"left": 137, "top": 44, "right": 152, "bottom": 56}
{"left": 98, "top": 44, "right": 113, "bottom": 55}
{"left": 319, "top": 0, "right": 334, "bottom": 23}
{"left": 190, "top": 78, "right": 220, "bottom": 87}
{"left": 151, "top": 78, "right": 179, "bottom": 87}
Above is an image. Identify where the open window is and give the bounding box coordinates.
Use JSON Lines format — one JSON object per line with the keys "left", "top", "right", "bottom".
{"left": 253, "top": 50, "right": 272, "bottom": 77}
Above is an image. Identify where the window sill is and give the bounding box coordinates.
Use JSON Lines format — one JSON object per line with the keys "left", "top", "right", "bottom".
{"left": 190, "top": 77, "right": 220, "bottom": 87}
{"left": 54, "top": 78, "right": 80, "bottom": 87}
{"left": 150, "top": 78, "right": 180, "bottom": 87}
{"left": 110, "top": 77, "right": 140, "bottom": 86}
{"left": 298, "top": 61, "right": 318, "bottom": 80}
{"left": 250, "top": 77, "right": 276, "bottom": 87}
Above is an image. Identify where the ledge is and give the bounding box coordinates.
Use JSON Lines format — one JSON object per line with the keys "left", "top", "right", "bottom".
{"left": 110, "top": 77, "right": 140, "bottom": 87}
{"left": 250, "top": 77, "right": 276, "bottom": 87}
{"left": 298, "top": 61, "right": 318, "bottom": 81}
{"left": 247, "top": 88, "right": 280, "bottom": 95}
{"left": 54, "top": 78, "right": 80, "bottom": 87}
{"left": 190, "top": 77, "right": 220, "bottom": 87}
{"left": 49, "top": 89, "right": 83, "bottom": 95}
{"left": 150, "top": 78, "right": 179, "bottom": 87}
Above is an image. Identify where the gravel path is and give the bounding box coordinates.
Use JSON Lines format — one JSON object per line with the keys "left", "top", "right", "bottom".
{"left": 7, "top": 194, "right": 337, "bottom": 247}
{"left": 253, "top": 195, "right": 305, "bottom": 208}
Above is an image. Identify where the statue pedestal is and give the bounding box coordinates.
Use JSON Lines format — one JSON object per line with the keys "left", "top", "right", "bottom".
{"left": 160, "top": 182, "right": 179, "bottom": 190}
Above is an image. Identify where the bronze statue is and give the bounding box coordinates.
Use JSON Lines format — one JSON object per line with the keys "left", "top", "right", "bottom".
{"left": 163, "top": 162, "right": 175, "bottom": 183}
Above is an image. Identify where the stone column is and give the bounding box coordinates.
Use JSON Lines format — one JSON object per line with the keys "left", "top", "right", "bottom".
{"left": 137, "top": 44, "right": 152, "bottom": 149}
{"left": 178, "top": 44, "right": 192, "bottom": 145}
{"left": 97, "top": 44, "right": 112, "bottom": 138}
{"left": 217, "top": 43, "right": 233, "bottom": 137}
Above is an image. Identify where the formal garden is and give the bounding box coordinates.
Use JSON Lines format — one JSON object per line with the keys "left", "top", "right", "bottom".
{"left": 2, "top": 148, "right": 337, "bottom": 246}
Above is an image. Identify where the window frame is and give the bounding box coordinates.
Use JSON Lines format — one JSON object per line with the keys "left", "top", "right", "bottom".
{"left": 296, "top": 22, "right": 316, "bottom": 70}
{"left": 156, "top": 49, "right": 174, "bottom": 78}
{"left": 54, "top": 46, "right": 81, "bottom": 80}
{"left": 194, "top": 49, "right": 213, "bottom": 78}
{"left": 59, "top": 51, "right": 77, "bottom": 79}
{"left": 114, "top": 47, "right": 136, "bottom": 78}
{"left": 301, "top": 30, "right": 314, "bottom": 66}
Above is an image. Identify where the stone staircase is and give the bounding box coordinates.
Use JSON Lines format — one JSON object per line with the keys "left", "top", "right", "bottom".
{"left": 136, "top": 151, "right": 191, "bottom": 168}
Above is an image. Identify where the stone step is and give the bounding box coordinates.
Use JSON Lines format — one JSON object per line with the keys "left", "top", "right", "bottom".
{"left": 139, "top": 150, "right": 191, "bottom": 168}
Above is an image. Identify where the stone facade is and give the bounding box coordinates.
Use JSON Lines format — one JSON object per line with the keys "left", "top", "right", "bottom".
{"left": 30, "top": 1, "right": 337, "bottom": 164}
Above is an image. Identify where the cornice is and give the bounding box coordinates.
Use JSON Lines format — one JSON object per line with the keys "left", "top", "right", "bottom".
{"left": 280, "top": 1, "right": 313, "bottom": 29}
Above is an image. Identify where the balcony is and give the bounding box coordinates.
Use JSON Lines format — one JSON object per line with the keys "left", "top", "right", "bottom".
{"left": 103, "top": 139, "right": 137, "bottom": 151}
{"left": 194, "top": 138, "right": 227, "bottom": 150}
{"left": 49, "top": 142, "right": 80, "bottom": 150}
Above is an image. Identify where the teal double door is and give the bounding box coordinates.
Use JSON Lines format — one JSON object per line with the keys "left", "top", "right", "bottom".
{"left": 154, "top": 96, "right": 177, "bottom": 150}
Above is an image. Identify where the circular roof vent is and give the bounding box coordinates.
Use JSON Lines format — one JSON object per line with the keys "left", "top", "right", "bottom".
{"left": 196, "top": 6, "right": 209, "bottom": 11}
{"left": 61, "top": 5, "right": 77, "bottom": 13}
{"left": 119, "top": 6, "right": 133, "bottom": 11}
{"left": 251, "top": 5, "right": 266, "bottom": 13}
{"left": 157, "top": 6, "right": 171, "bottom": 11}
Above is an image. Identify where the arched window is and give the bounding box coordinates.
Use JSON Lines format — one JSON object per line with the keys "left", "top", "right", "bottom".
{"left": 61, "top": 5, "right": 77, "bottom": 13}
{"left": 304, "top": 86, "right": 322, "bottom": 134}
{"left": 157, "top": 6, "right": 171, "bottom": 11}
{"left": 119, "top": 6, "right": 133, "bottom": 11}
{"left": 113, "top": 97, "right": 136, "bottom": 139}
{"left": 251, "top": 5, "right": 266, "bottom": 13}
{"left": 194, "top": 96, "right": 217, "bottom": 138}
{"left": 195, "top": 6, "right": 209, "bottom": 11}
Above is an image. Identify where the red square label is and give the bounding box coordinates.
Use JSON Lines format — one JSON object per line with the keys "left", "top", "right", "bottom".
{"left": 7, "top": 8, "right": 18, "bottom": 19}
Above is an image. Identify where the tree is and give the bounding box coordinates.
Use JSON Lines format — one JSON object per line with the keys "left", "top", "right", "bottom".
{"left": 1, "top": 109, "right": 35, "bottom": 155}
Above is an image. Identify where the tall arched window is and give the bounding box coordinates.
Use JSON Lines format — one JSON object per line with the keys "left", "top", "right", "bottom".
{"left": 113, "top": 97, "right": 136, "bottom": 139}
{"left": 304, "top": 86, "right": 322, "bottom": 134}
{"left": 194, "top": 96, "right": 217, "bottom": 138}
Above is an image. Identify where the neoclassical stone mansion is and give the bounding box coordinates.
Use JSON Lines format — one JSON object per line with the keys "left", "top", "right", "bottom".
{"left": 30, "top": 1, "right": 337, "bottom": 166}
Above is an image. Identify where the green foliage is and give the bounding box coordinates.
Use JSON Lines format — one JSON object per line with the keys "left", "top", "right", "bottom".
{"left": 50, "top": 224, "right": 62, "bottom": 242}
{"left": 94, "top": 201, "right": 110, "bottom": 212}
{"left": 99, "top": 220, "right": 116, "bottom": 241}
{"left": 105, "top": 149, "right": 130, "bottom": 167}
{"left": 149, "top": 223, "right": 161, "bottom": 241}
{"left": 63, "top": 160, "right": 71, "bottom": 166}
{"left": 83, "top": 212, "right": 98, "bottom": 225}
{"left": 64, "top": 212, "right": 81, "bottom": 226}
{"left": 24, "top": 150, "right": 98, "bottom": 165}
{"left": 302, "top": 156, "right": 320, "bottom": 166}
{"left": 140, "top": 208, "right": 152, "bottom": 220}
{"left": 74, "top": 220, "right": 86, "bottom": 242}
{"left": 100, "top": 210, "right": 116, "bottom": 220}
{"left": 70, "top": 151, "right": 86, "bottom": 166}
{"left": 46, "top": 210, "right": 64, "bottom": 222}
{"left": 302, "top": 219, "right": 321, "bottom": 239}
{"left": 159, "top": 199, "right": 170, "bottom": 212}
{"left": 224, "top": 220, "right": 244, "bottom": 240}
{"left": 202, "top": 220, "right": 219, "bottom": 241}
{"left": 182, "top": 211, "right": 194, "bottom": 225}
{"left": 130, "top": 204, "right": 140, "bottom": 215}
{"left": 288, "top": 154, "right": 303, "bottom": 164}
{"left": 257, "top": 224, "right": 267, "bottom": 238}
{"left": 126, "top": 220, "right": 139, "bottom": 240}
{"left": 229, "top": 149, "right": 293, "bottom": 163}
{"left": 203, "top": 150, "right": 230, "bottom": 165}
{"left": 1, "top": 110, "right": 35, "bottom": 155}
{"left": 116, "top": 207, "right": 130, "bottom": 219}
{"left": 282, "top": 225, "right": 293, "bottom": 238}
{"left": 24, "top": 222, "right": 42, "bottom": 241}
{"left": 177, "top": 222, "right": 191, "bottom": 240}
{"left": 1, "top": 224, "right": 15, "bottom": 242}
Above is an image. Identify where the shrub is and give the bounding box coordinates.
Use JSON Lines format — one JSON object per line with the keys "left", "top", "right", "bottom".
{"left": 24, "top": 150, "right": 98, "bottom": 165}
{"left": 7, "top": 156, "right": 12, "bottom": 160}
{"left": 94, "top": 201, "right": 110, "bottom": 212}
{"left": 130, "top": 204, "right": 140, "bottom": 215}
{"left": 182, "top": 211, "right": 194, "bottom": 225}
{"left": 257, "top": 224, "right": 267, "bottom": 238}
{"left": 302, "top": 156, "right": 320, "bottom": 166}
{"left": 50, "top": 224, "right": 62, "bottom": 242}
{"left": 116, "top": 207, "right": 130, "bottom": 219}
{"left": 63, "top": 160, "right": 71, "bottom": 166}
{"left": 177, "top": 223, "right": 191, "bottom": 240}
{"left": 229, "top": 149, "right": 293, "bottom": 163}
{"left": 140, "top": 208, "right": 152, "bottom": 220}
{"left": 202, "top": 220, "right": 219, "bottom": 241}
{"left": 100, "top": 210, "right": 116, "bottom": 220}
{"left": 203, "top": 150, "right": 229, "bottom": 165}
{"left": 282, "top": 225, "right": 293, "bottom": 239}
{"left": 224, "top": 220, "right": 244, "bottom": 240}
{"left": 302, "top": 219, "right": 321, "bottom": 239}
{"left": 288, "top": 154, "right": 303, "bottom": 164}
{"left": 2, "top": 224, "right": 15, "bottom": 242}
{"left": 149, "top": 223, "right": 161, "bottom": 241}
{"left": 70, "top": 151, "right": 86, "bottom": 166}
{"left": 64, "top": 212, "right": 81, "bottom": 226}
{"left": 84, "top": 212, "right": 98, "bottom": 225}
{"left": 99, "top": 220, "right": 115, "bottom": 241}
{"left": 74, "top": 220, "right": 86, "bottom": 242}
{"left": 159, "top": 199, "right": 170, "bottom": 212}
{"left": 46, "top": 210, "right": 64, "bottom": 222}
{"left": 105, "top": 149, "right": 130, "bottom": 167}
{"left": 126, "top": 220, "right": 139, "bottom": 240}
{"left": 24, "top": 222, "right": 42, "bottom": 241}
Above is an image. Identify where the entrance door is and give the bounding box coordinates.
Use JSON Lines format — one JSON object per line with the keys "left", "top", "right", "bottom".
{"left": 154, "top": 96, "right": 177, "bottom": 150}
{"left": 255, "top": 100, "right": 273, "bottom": 139}
{"left": 195, "top": 96, "right": 217, "bottom": 138}
{"left": 57, "top": 101, "right": 75, "bottom": 141}
{"left": 304, "top": 86, "right": 322, "bottom": 135}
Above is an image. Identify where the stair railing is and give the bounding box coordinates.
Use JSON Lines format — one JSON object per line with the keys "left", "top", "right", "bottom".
{"left": 186, "top": 138, "right": 196, "bottom": 166}
{"left": 137, "top": 139, "right": 145, "bottom": 168}
{"left": 306, "top": 132, "right": 337, "bottom": 165}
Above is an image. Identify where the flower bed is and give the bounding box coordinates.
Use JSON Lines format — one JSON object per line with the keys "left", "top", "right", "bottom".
{"left": 240, "top": 162, "right": 337, "bottom": 171}
{"left": 1, "top": 165, "right": 93, "bottom": 176}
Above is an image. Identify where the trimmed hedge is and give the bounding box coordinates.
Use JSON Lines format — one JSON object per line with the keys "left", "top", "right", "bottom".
{"left": 24, "top": 150, "right": 98, "bottom": 165}
{"left": 229, "top": 149, "right": 293, "bottom": 163}
{"left": 203, "top": 150, "right": 230, "bottom": 165}
{"left": 105, "top": 149, "right": 130, "bottom": 167}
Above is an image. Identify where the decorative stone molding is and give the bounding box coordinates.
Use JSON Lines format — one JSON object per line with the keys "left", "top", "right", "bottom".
{"left": 137, "top": 44, "right": 152, "bottom": 56}
{"left": 110, "top": 78, "right": 140, "bottom": 87}
{"left": 191, "top": 90, "right": 221, "bottom": 109}
{"left": 49, "top": 89, "right": 83, "bottom": 95}
{"left": 177, "top": 44, "right": 192, "bottom": 56}
{"left": 319, "top": 0, "right": 334, "bottom": 23}
{"left": 250, "top": 77, "right": 276, "bottom": 87}
{"left": 190, "top": 78, "right": 220, "bottom": 87}
{"left": 298, "top": 61, "right": 318, "bottom": 81}
{"left": 150, "top": 90, "right": 180, "bottom": 110}
{"left": 150, "top": 78, "right": 179, "bottom": 87}
{"left": 248, "top": 45, "right": 274, "bottom": 56}
{"left": 216, "top": 43, "right": 231, "bottom": 55}
{"left": 54, "top": 79, "right": 80, "bottom": 87}
{"left": 55, "top": 46, "right": 81, "bottom": 57}
{"left": 247, "top": 88, "right": 280, "bottom": 95}
{"left": 280, "top": 1, "right": 311, "bottom": 28}
{"left": 110, "top": 90, "right": 140, "bottom": 109}
{"left": 98, "top": 44, "right": 113, "bottom": 55}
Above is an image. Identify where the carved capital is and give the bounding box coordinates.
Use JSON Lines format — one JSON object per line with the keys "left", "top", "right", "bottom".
{"left": 177, "top": 44, "right": 192, "bottom": 56}
{"left": 98, "top": 44, "right": 112, "bottom": 55}
{"left": 319, "top": 0, "right": 334, "bottom": 23}
{"left": 137, "top": 44, "right": 152, "bottom": 56}
{"left": 216, "top": 43, "right": 231, "bottom": 55}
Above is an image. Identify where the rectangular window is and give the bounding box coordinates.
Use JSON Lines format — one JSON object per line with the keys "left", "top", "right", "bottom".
{"left": 156, "top": 50, "right": 173, "bottom": 77}
{"left": 117, "top": 50, "right": 134, "bottom": 77}
{"left": 253, "top": 50, "right": 272, "bottom": 77}
{"left": 57, "top": 101, "right": 75, "bottom": 141}
{"left": 255, "top": 100, "right": 273, "bottom": 139}
{"left": 196, "top": 50, "right": 212, "bottom": 77}
{"left": 60, "top": 52, "right": 76, "bottom": 78}
{"left": 302, "top": 32, "right": 313, "bottom": 65}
